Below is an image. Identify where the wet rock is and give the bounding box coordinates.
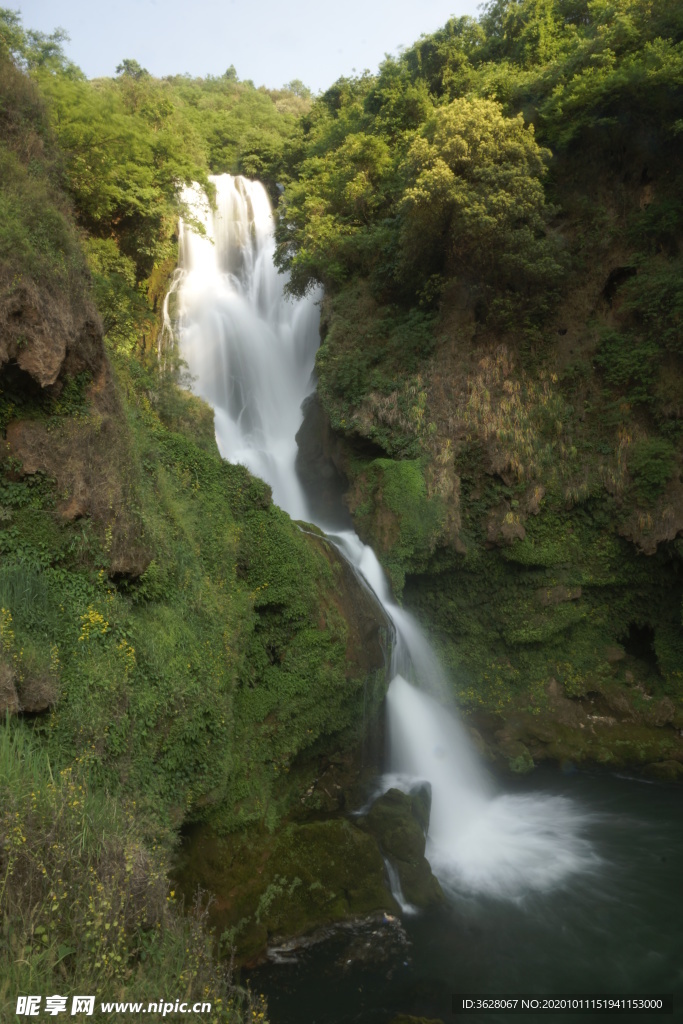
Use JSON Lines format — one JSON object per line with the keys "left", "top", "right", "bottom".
{"left": 335, "top": 914, "right": 410, "bottom": 971}
{"left": 267, "top": 911, "right": 410, "bottom": 966}
{"left": 303, "top": 529, "right": 391, "bottom": 682}
{"left": 359, "top": 788, "right": 443, "bottom": 908}
{"left": 410, "top": 782, "right": 431, "bottom": 835}
{"left": 295, "top": 393, "right": 353, "bottom": 528}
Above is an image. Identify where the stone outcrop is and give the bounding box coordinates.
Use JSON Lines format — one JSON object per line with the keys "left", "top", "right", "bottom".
{"left": 359, "top": 787, "right": 443, "bottom": 908}
{"left": 0, "top": 277, "right": 104, "bottom": 388}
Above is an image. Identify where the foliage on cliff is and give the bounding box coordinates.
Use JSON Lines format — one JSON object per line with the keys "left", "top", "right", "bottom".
{"left": 1, "top": 8, "right": 309, "bottom": 359}
{"left": 0, "top": 726, "right": 271, "bottom": 1022}
{"left": 274, "top": 0, "right": 683, "bottom": 750}
{"left": 0, "top": 28, "right": 86, "bottom": 307}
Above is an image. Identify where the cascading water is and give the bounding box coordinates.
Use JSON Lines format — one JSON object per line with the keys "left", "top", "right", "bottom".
{"left": 174, "top": 178, "right": 319, "bottom": 520}
{"left": 170, "top": 173, "right": 600, "bottom": 903}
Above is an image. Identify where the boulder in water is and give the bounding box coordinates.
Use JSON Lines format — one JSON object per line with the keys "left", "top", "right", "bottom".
{"left": 359, "top": 788, "right": 443, "bottom": 907}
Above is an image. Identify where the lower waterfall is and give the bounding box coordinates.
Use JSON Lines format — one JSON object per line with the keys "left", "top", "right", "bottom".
{"left": 170, "top": 173, "right": 599, "bottom": 900}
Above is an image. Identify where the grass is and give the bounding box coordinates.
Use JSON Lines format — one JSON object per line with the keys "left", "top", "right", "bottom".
{"left": 0, "top": 721, "right": 268, "bottom": 1021}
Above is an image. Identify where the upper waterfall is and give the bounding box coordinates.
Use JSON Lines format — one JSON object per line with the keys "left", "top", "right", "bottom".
{"left": 176, "top": 175, "right": 320, "bottom": 521}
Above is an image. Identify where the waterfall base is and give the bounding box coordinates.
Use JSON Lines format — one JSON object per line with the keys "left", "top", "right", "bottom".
{"left": 383, "top": 676, "right": 602, "bottom": 900}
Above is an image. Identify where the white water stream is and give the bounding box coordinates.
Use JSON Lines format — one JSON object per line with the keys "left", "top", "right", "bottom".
{"left": 170, "top": 174, "right": 601, "bottom": 903}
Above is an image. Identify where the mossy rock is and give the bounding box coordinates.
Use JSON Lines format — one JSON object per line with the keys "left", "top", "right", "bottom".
{"left": 497, "top": 738, "right": 535, "bottom": 774}
{"left": 359, "top": 788, "right": 443, "bottom": 908}
{"left": 346, "top": 457, "right": 448, "bottom": 594}
{"left": 642, "top": 760, "right": 683, "bottom": 781}
{"left": 513, "top": 713, "right": 683, "bottom": 768}
{"left": 262, "top": 818, "right": 396, "bottom": 937}
{"left": 175, "top": 817, "right": 398, "bottom": 962}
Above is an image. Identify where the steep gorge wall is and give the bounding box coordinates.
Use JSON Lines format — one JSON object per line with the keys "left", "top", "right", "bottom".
{"left": 309, "top": 143, "right": 683, "bottom": 777}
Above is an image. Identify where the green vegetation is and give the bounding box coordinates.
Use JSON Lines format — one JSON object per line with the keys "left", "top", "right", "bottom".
{"left": 271, "top": 0, "right": 683, "bottom": 740}
{"left": 405, "top": 504, "right": 683, "bottom": 714}
{"left": 276, "top": 90, "right": 562, "bottom": 326}
{"left": 1, "top": 0, "right": 683, "bottom": 1007}
{"left": 176, "top": 817, "right": 396, "bottom": 962}
{"left": 1, "top": 8, "right": 311, "bottom": 357}
{"left": 348, "top": 458, "right": 447, "bottom": 592}
{"left": 0, "top": 41, "right": 87, "bottom": 309}
{"left": 0, "top": 336, "right": 381, "bottom": 1009}
{"left": 0, "top": 12, "right": 368, "bottom": 1014}
{"left": 0, "top": 724, "right": 267, "bottom": 1022}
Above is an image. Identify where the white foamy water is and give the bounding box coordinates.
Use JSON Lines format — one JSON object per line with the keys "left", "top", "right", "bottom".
{"left": 385, "top": 676, "right": 601, "bottom": 899}
{"left": 169, "top": 174, "right": 601, "bottom": 904}
{"left": 174, "top": 177, "right": 320, "bottom": 520}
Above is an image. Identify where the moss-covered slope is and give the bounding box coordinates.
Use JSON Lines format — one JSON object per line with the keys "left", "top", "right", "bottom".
{"left": 0, "top": 29, "right": 390, "bottom": 1008}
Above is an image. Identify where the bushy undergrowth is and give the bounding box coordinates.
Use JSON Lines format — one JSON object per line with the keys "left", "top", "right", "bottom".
{"left": 0, "top": 342, "right": 368, "bottom": 1008}
{"left": 0, "top": 347, "right": 364, "bottom": 831}
{"left": 0, "top": 55, "right": 88, "bottom": 306}
{"left": 0, "top": 723, "right": 268, "bottom": 1020}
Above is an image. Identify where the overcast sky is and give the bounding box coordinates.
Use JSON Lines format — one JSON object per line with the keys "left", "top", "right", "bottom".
{"left": 15, "top": 0, "right": 482, "bottom": 92}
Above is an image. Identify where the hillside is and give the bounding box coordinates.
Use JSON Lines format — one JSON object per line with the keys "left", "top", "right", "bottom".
{"left": 276, "top": 0, "right": 683, "bottom": 774}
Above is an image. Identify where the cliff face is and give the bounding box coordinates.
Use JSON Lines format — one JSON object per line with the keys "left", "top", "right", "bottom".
{"left": 0, "top": 249, "right": 390, "bottom": 838}
{"left": 310, "top": 143, "right": 683, "bottom": 776}
{"left": 0, "top": 329, "right": 390, "bottom": 828}
{"left": 0, "top": 276, "right": 102, "bottom": 387}
{"left": 0, "top": 277, "right": 154, "bottom": 578}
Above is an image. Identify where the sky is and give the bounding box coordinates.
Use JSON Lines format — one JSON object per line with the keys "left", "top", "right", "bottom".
{"left": 16, "top": 0, "right": 482, "bottom": 92}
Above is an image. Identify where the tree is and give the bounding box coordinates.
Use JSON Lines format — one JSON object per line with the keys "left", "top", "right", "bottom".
{"left": 284, "top": 78, "right": 311, "bottom": 98}
{"left": 116, "top": 58, "right": 149, "bottom": 79}
{"left": 396, "top": 97, "right": 563, "bottom": 311}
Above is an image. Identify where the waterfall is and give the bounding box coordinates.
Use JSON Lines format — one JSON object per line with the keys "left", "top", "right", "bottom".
{"left": 171, "top": 173, "right": 600, "bottom": 903}
{"left": 174, "top": 177, "right": 319, "bottom": 520}
{"left": 383, "top": 856, "right": 418, "bottom": 916}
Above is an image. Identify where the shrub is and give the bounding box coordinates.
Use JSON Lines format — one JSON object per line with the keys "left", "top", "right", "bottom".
{"left": 0, "top": 723, "right": 269, "bottom": 1020}
{"left": 628, "top": 437, "right": 676, "bottom": 504}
